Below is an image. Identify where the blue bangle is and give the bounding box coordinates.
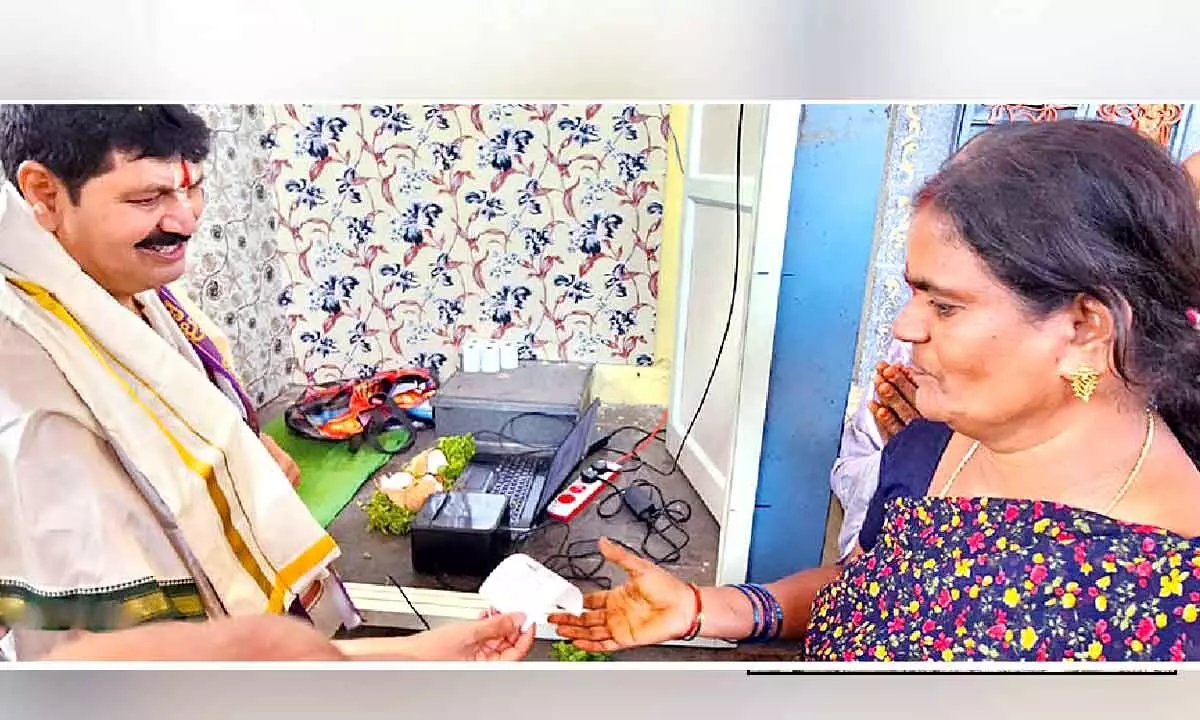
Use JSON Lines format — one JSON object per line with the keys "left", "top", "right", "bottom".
{"left": 732, "top": 583, "right": 774, "bottom": 643}
{"left": 735, "top": 584, "right": 764, "bottom": 638}
{"left": 753, "top": 583, "right": 783, "bottom": 641}
{"left": 764, "top": 587, "right": 784, "bottom": 640}
{"left": 728, "top": 584, "right": 763, "bottom": 640}
{"left": 745, "top": 584, "right": 775, "bottom": 642}
{"left": 743, "top": 583, "right": 784, "bottom": 642}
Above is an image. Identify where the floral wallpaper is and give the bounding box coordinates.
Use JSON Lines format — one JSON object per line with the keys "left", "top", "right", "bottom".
{"left": 262, "top": 104, "right": 670, "bottom": 385}
{"left": 184, "top": 104, "right": 295, "bottom": 408}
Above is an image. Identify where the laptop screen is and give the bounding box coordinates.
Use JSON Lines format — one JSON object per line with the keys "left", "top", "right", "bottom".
{"left": 533, "top": 398, "right": 600, "bottom": 514}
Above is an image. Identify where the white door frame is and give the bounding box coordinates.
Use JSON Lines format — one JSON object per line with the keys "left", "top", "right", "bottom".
{"left": 667, "top": 103, "right": 803, "bottom": 586}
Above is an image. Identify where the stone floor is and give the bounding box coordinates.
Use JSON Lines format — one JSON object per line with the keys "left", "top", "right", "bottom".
{"left": 262, "top": 388, "right": 803, "bottom": 662}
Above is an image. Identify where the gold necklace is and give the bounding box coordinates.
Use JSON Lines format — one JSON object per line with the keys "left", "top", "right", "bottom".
{"left": 936, "top": 408, "right": 1155, "bottom": 516}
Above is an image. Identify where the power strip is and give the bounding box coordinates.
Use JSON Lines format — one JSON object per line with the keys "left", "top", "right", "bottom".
{"left": 546, "top": 461, "right": 619, "bottom": 522}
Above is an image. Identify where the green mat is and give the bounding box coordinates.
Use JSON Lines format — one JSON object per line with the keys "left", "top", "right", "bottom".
{"left": 261, "top": 416, "right": 411, "bottom": 528}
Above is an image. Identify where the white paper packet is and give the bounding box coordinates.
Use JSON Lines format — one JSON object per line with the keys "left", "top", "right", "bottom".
{"left": 478, "top": 554, "right": 584, "bottom": 630}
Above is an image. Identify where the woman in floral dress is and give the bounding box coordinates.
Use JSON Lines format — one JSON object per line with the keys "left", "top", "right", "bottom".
{"left": 549, "top": 118, "right": 1200, "bottom": 661}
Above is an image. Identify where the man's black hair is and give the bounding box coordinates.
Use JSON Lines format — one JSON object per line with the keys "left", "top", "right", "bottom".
{"left": 0, "top": 104, "right": 211, "bottom": 203}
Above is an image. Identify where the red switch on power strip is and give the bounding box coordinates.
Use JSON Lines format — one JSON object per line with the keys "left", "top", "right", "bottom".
{"left": 547, "top": 465, "right": 618, "bottom": 522}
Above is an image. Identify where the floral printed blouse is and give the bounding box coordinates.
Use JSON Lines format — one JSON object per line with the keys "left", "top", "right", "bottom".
{"left": 804, "top": 420, "right": 1200, "bottom": 661}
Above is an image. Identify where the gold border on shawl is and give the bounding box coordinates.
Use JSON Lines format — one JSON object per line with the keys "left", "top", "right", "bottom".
{"left": 0, "top": 578, "right": 207, "bottom": 631}
{"left": 268, "top": 533, "right": 338, "bottom": 613}
{"left": 7, "top": 279, "right": 276, "bottom": 602}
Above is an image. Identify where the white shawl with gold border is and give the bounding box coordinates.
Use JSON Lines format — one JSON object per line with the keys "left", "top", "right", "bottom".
{"left": 0, "top": 180, "right": 352, "bottom": 644}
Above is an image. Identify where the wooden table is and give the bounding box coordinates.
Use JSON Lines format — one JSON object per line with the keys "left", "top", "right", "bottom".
{"left": 265, "top": 394, "right": 773, "bottom": 658}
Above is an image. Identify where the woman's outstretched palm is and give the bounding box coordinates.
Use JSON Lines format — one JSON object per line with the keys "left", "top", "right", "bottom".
{"left": 547, "top": 537, "right": 695, "bottom": 652}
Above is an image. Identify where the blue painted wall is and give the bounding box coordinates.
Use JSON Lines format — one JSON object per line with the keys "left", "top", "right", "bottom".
{"left": 747, "top": 105, "right": 893, "bottom": 582}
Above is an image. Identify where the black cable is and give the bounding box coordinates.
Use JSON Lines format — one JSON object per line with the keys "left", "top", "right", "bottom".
{"left": 387, "top": 574, "right": 431, "bottom": 631}
{"left": 524, "top": 519, "right": 646, "bottom": 591}
{"left": 590, "top": 426, "right": 674, "bottom": 477}
{"left": 592, "top": 474, "right": 692, "bottom": 564}
{"left": 468, "top": 429, "right": 557, "bottom": 452}
{"left": 497, "top": 411, "right": 574, "bottom": 444}
{"left": 589, "top": 425, "right": 663, "bottom": 451}
{"left": 519, "top": 519, "right": 611, "bottom": 589}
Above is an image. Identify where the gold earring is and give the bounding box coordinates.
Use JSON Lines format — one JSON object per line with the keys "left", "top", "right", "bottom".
{"left": 1068, "top": 366, "right": 1100, "bottom": 403}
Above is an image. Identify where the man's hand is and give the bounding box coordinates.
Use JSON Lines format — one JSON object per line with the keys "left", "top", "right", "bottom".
{"left": 261, "top": 434, "right": 301, "bottom": 488}
{"left": 43, "top": 616, "right": 346, "bottom": 661}
{"left": 868, "top": 362, "right": 921, "bottom": 443}
{"left": 334, "top": 612, "right": 535, "bottom": 661}
{"left": 406, "top": 612, "right": 536, "bottom": 661}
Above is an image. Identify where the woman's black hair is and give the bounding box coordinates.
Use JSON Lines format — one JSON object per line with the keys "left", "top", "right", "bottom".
{"left": 916, "top": 118, "right": 1200, "bottom": 464}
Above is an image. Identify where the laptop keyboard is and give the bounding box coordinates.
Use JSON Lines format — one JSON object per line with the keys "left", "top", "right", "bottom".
{"left": 490, "top": 454, "right": 540, "bottom": 522}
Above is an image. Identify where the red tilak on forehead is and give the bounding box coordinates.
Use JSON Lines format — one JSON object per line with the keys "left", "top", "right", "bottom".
{"left": 180, "top": 160, "right": 192, "bottom": 188}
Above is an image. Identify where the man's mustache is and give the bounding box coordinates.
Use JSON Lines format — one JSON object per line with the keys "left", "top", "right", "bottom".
{"left": 135, "top": 231, "right": 190, "bottom": 249}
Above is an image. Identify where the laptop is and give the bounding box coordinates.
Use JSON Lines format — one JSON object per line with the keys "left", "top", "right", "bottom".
{"left": 454, "top": 398, "right": 600, "bottom": 533}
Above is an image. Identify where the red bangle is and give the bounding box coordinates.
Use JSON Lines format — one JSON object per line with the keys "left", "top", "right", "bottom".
{"left": 679, "top": 584, "right": 703, "bottom": 641}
